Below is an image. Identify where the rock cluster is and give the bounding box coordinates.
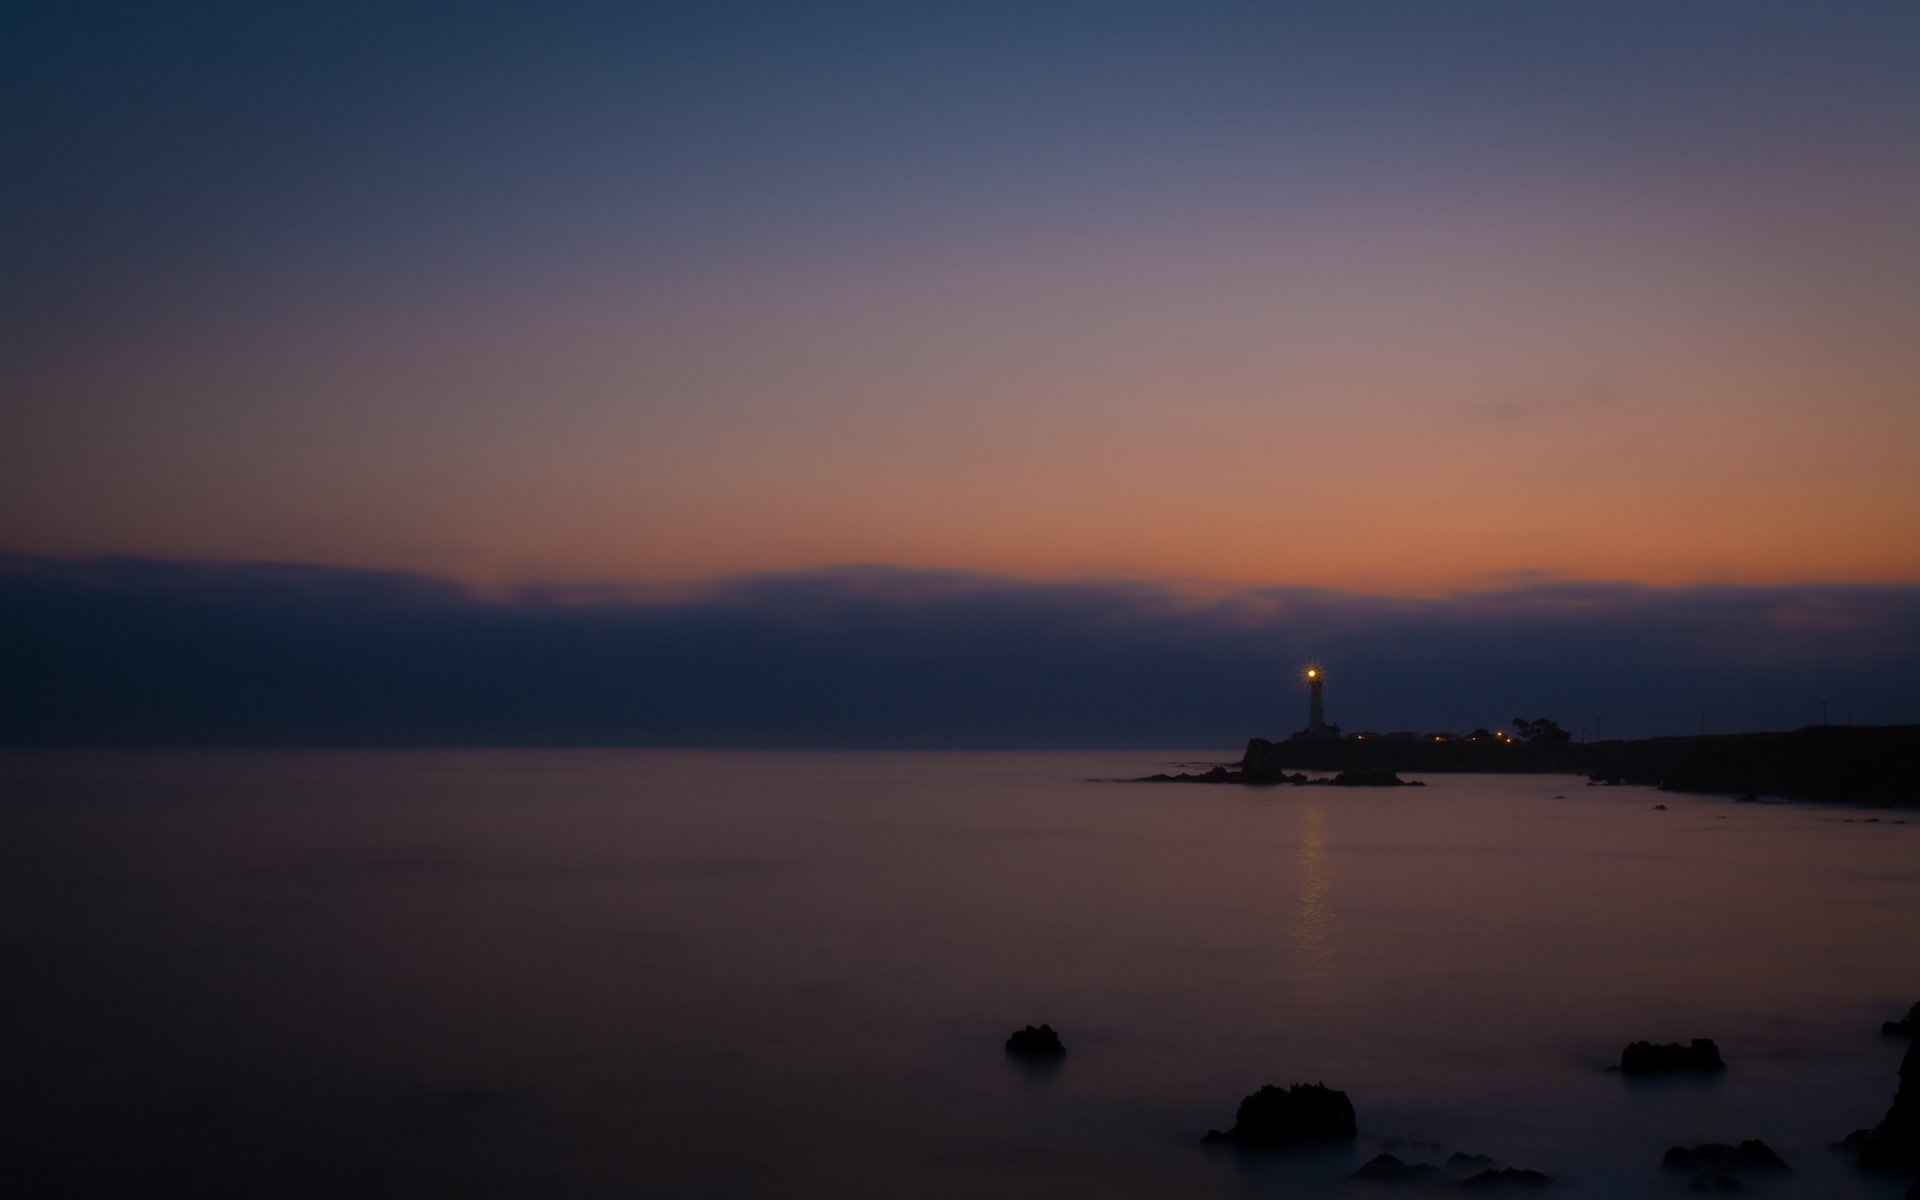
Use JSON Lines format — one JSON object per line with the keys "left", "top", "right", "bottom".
{"left": 1137, "top": 767, "right": 1422, "bottom": 787}
{"left": 1201, "top": 1083, "right": 1356, "bottom": 1147}
{"left": 1352, "top": 1152, "right": 1436, "bottom": 1180}
{"left": 1619, "top": 1038, "right": 1725, "bottom": 1074}
{"left": 1460, "top": 1167, "right": 1553, "bottom": 1187}
{"left": 1660, "top": 1140, "right": 1789, "bottom": 1172}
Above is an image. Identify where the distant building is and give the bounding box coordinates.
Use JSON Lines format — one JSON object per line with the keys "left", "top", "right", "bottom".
{"left": 1291, "top": 667, "right": 1343, "bottom": 740}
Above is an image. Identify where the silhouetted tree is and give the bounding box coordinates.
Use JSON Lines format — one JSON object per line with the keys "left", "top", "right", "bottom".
{"left": 1511, "top": 716, "right": 1572, "bottom": 744}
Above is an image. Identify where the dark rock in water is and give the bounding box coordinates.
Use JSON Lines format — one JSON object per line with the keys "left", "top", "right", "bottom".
{"left": 1620, "top": 1038, "right": 1726, "bottom": 1074}
{"left": 1661, "top": 1141, "right": 1790, "bottom": 1172}
{"left": 1854, "top": 1038, "right": 1920, "bottom": 1175}
{"left": 1460, "top": 1166, "right": 1553, "bottom": 1187}
{"left": 1320, "top": 768, "right": 1423, "bottom": 788}
{"left": 1735, "top": 793, "right": 1760, "bottom": 803}
{"left": 1448, "top": 1152, "right": 1497, "bottom": 1171}
{"left": 1136, "top": 767, "right": 1248, "bottom": 784}
{"left": 1240, "top": 738, "right": 1306, "bottom": 785}
{"left": 1653, "top": 803, "right": 1668, "bottom": 810}
{"left": 1352, "top": 1153, "right": 1436, "bottom": 1181}
{"left": 1884, "top": 1001, "right": 1919, "bottom": 1038}
{"left": 1201, "top": 1082, "right": 1356, "bottom": 1147}
{"left": 1867, "top": 1137, "right": 1920, "bottom": 1174}
{"left": 1004, "top": 1024, "right": 1065, "bottom": 1057}
{"left": 1689, "top": 1174, "right": 1744, "bottom": 1193}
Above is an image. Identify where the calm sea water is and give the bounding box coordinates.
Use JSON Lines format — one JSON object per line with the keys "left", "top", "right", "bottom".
{"left": 2, "top": 750, "right": 1915, "bottom": 1198}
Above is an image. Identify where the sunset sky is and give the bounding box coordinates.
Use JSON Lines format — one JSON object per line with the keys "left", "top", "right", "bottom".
{"left": 8, "top": 1, "right": 1918, "bottom": 594}
{"left": 5, "top": 3, "right": 1920, "bottom": 742}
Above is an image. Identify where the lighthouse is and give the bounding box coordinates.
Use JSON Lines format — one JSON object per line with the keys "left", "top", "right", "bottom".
{"left": 1297, "top": 667, "right": 1341, "bottom": 739}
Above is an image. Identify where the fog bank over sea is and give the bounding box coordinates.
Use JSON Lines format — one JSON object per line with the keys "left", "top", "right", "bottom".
{"left": 4, "top": 750, "right": 1915, "bottom": 1197}
{"left": 5, "top": 554, "right": 1920, "bottom": 746}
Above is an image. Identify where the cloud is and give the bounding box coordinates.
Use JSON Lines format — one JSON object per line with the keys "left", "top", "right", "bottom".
{"left": 2, "top": 553, "right": 1915, "bottom": 746}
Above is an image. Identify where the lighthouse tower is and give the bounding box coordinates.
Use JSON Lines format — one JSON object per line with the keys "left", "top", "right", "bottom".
{"left": 1297, "top": 667, "right": 1340, "bottom": 739}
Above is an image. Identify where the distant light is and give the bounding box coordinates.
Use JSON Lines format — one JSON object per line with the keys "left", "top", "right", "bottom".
{"left": 1306, "top": 669, "right": 1317, "bottom": 678}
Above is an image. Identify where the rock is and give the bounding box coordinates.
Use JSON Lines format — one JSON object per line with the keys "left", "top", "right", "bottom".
{"left": 1448, "top": 1152, "right": 1497, "bottom": 1171}
{"left": 1884, "top": 1002, "right": 1919, "bottom": 1039}
{"left": 1201, "top": 1083, "right": 1357, "bottom": 1147}
{"left": 1004, "top": 1024, "right": 1065, "bottom": 1057}
{"left": 1834, "top": 1128, "right": 1872, "bottom": 1150}
{"left": 1353, "top": 1153, "right": 1437, "bottom": 1180}
{"left": 1735, "top": 793, "right": 1760, "bottom": 803}
{"left": 1135, "top": 768, "right": 1248, "bottom": 784}
{"left": 1653, "top": 804, "right": 1668, "bottom": 810}
{"left": 1460, "top": 1166, "right": 1553, "bottom": 1187}
{"left": 1321, "top": 768, "right": 1423, "bottom": 787}
{"left": 1660, "top": 1141, "right": 1789, "bottom": 1172}
{"left": 1689, "top": 1174, "right": 1743, "bottom": 1193}
{"left": 1854, "top": 1038, "right": 1920, "bottom": 1175}
{"left": 1620, "top": 1038, "right": 1726, "bottom": 1074}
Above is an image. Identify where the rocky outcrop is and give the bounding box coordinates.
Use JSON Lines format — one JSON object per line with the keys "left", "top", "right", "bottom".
{"left": 1138, "top": 765, "right": 1253, "bottom": 784}
{"left": 1855, "top": 1039, "right": 1920, "bottom": 1175}
{"left": 1352, "top": 1153, "right": 1436, "bottom": 1180}
{"left": 1448, "top": 1152, "right": 1497, "bottom": 1171}
{"left": 1325, "top": 768, "right": 1424, "bottom": 787}
{"left": 1660, "top": 1141, "right": 1789, "bottom": 1172}
{"left": 1619, "top": 1039, "right": 1725, "bottom": 1074}
{"left": 1004, "top": 1024, "right": 1065, "bottom": 1057}
{"left": 1201, "top": 1083, "right": 1356, "bottom": 1147}
{"left": 1135, "top": 757, "right": 1420, "bottom": 787}
{"left": 1460, "top": 1167, "right": 1553, "bottom": 1187}
{"left": 1885, "top": 1002, "right": 1919, "bottom": 1039}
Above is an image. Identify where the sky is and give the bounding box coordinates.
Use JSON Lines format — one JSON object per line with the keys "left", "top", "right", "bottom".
{"left": 4, "top": 2, "right": 1918, "bottom": 742}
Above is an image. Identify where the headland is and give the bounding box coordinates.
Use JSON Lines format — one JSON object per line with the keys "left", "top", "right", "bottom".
{"left": 1234, "top": 723, "right": 1920, "bottom": 806}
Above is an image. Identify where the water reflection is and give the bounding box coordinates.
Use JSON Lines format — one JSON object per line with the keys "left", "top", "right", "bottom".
{"left": 1292, "top": 801, "right": 1334, "bottom": 994}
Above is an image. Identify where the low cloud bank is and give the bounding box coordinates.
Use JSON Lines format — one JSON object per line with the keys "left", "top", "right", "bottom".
{"left": 3, "top": 555, "right": 1915, "bottom": 746}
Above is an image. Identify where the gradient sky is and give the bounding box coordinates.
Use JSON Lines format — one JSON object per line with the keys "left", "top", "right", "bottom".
{"left": 6, "top": 0, "right": 1919, "bottom": 593}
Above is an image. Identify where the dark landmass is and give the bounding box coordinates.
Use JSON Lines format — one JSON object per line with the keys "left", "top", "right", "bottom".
{"left": 1619, "top": 1039, "right": 1726, "bottom": 1075}
{"left": 1234, "top": 725, "right": 1920, "bottom": 806}
{"left": 1201, "top": 1083, "right": 1356, "bottom": 1147}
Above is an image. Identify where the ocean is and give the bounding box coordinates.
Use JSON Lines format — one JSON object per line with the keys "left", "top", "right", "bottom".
{"left": 2, "top": 749, "right": 1915, "bottom": 1197}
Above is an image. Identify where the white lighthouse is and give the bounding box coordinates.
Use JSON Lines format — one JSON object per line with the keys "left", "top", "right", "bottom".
{"left": 1298, "top": 667, "right": 1341, "bottom": 739}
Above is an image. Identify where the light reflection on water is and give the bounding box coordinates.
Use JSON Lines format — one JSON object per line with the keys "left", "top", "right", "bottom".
{"left": 0, "top": 749, "right": 1915, "bottom": 1198}
{"left": 1292, "top": 801, "right": 1334, "bottom": 998}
